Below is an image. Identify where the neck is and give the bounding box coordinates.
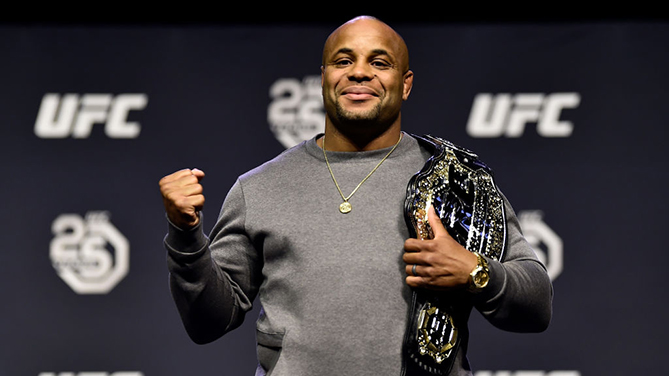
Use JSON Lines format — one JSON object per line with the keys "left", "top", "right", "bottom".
{"left": 318, "top": 119, "right": 402, "bottom": 152}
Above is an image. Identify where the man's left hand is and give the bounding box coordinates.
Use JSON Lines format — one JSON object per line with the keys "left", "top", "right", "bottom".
{"left": 403, "top": 205, "right": 478, "bottom": 290}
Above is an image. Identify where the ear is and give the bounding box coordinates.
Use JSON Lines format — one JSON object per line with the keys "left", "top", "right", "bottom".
{"left": 402, "top": 70, "right": 414, "bottom": 101}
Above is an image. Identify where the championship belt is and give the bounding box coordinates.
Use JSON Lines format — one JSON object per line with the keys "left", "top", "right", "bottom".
{"left": 403, "top": 134, "right": 507, "bottom": 375}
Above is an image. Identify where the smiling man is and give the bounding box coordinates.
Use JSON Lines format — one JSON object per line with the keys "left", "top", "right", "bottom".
{"left": 319, "top": 17, "right": 413, "bottom": 151}
{"left": 160, "top": 16, "right": 552, "bottom": 376}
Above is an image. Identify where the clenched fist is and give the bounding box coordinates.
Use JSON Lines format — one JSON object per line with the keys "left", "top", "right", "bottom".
{"left": 159, "top": 168, "right": 206, "bottom": 229}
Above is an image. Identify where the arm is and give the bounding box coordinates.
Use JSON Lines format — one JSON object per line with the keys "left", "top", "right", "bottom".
{"left": 472, "top": 198, "right": 553, "bottom": 332}
{"left": 161, "top": 170, "right": 261, "bottom": 344}
{"left": 403, "top": 197, "right": 553, "bottom": 333}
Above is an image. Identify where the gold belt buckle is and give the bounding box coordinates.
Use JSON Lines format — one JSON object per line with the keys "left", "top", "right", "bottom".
{"left": 416, "top": 302, "right": 458, "bottom": 364}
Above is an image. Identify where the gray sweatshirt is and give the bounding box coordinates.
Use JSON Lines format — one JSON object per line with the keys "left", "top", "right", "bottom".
{"left": 165, "top": 134, "right": 553, "bottom": 376}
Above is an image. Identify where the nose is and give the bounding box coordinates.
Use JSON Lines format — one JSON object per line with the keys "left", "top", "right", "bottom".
{"left": 348, "top": 60, "right": 374, "bottom": 82}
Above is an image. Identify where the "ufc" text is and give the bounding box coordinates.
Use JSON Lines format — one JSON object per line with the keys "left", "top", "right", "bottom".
{"left": 466, "top": 93, "right": 580, "bottom": 138}
{"left": 34, "top": 93, "right": 148, "bottom": 139}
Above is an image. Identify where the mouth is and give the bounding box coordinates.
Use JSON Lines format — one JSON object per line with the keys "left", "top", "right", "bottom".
{"left": 340, "top": 86, "right": 379, "bottom": 101}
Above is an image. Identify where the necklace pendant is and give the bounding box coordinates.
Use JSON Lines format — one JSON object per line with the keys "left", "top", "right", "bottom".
{"left": 339, "top": 201, "right": 352, "bottom": 214}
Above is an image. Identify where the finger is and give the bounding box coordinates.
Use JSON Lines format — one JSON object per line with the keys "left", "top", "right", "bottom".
{"left": 174, "top": 170, "right": 203, "bottom": 185}
{"left": 164, "top": 182, "right": 204, "bottom": 204}
{"left": 162, "top": 169, "right": 195, "bottom": 183}
{"left": 405, "top": 263, "right": 422, "bottom": 277}
{"left": 187, "top": 194, "right": 205, "bottom": 212}
{"left": 177, "top": 182, "right": 203, "bottom": 197}
{"left": 172, "top": 195, "right": 205, "bottom": 213}
{"left": 406, "top": 275, "right": 459, "bottom": 290}
{"left": 403, "top": 238, "right": 424, "bottom": 252}
{"left": 405, "top": 262, "right": 427, "bottom": 287}
{"left": 405, "top": 275, "right": 428, "bottom": 288}
{"left": 402, "top": 251, "right": 423, "bottom": 265}
{"left": 427, "top": 203, "right": 450, "bottom": 239}
{"left": 165, "top": 193, "right": 204, "bottom": 228}
{"left": 159, "top": 169, "right": 198, "bottom": 190}
{"left": 173, "top": 171, "right": 205, "bottom": 187}
{"left": 161, "top": 177, "right": 201, "bottom": 197}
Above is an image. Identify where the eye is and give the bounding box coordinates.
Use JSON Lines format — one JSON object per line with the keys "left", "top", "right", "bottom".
{"left": 371, "top": 59, "right": 392, "bottom": 69}
{"left": 333, "top": 58, "right": 352, "bottom": 67}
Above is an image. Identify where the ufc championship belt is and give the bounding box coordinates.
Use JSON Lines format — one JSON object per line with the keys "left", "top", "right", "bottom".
{"left": 403, "top": 134, "right": 507, "bottom": 375}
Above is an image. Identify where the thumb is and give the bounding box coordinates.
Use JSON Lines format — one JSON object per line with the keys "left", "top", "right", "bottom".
{"left": 191, "top": 168, "right": 205, "bottom": 180}
{"left": 427, "top": 203, "right": 450, "bottom": 239}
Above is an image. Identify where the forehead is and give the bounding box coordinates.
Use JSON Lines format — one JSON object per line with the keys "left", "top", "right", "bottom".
{"left": 324, "top": 19, "right": 405, "bottom": 60}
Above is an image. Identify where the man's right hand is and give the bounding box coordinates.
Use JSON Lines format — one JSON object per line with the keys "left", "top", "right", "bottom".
{"left": 159, "top": 168, "right": 206, "bottom": 229}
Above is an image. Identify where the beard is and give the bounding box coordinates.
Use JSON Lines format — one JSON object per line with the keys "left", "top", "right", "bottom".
{"left": 323, "top": 91, "right": 401, "bottom": 142}
{"left": 332, "top": 98, "right": 383, "bottom": 126}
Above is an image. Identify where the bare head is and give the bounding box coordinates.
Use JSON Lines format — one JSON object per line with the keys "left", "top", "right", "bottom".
{"left": 321, "top": 16, "right": 414, "bottom": 144}
{"left": 322, "top": 16, "right": 410, "bottom": 74}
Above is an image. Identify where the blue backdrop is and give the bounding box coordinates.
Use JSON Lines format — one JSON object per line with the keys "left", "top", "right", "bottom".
{"left": 1, "top": 18, "right": 667, "bottom": 376}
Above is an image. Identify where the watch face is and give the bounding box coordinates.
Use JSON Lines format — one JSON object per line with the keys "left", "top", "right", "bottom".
{"left": 474, "top": 270, "right": 489, "bottom": 288}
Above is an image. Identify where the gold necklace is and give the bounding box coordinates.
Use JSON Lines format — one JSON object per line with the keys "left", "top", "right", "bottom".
{"left": 322, "top": 133, "right": 403, "bottom": 214}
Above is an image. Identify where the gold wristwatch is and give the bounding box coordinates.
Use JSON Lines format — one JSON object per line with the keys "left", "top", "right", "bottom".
{"left": 468, "top": 252, "right": 490, "bottom": 292}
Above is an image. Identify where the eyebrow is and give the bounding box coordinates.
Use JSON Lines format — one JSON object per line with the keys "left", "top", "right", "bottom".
{"left": 334, "top": 48, "right": 391, "bottom": 57}
{"left": 335, "top": 47, "right": 354, "bottom": 55}
{"left": 371, "top": 48, "right": 390, "bottom": 56}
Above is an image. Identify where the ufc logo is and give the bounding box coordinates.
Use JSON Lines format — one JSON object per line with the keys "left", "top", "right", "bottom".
{"left": 34, "top": 93, "right": 148, "bottom": 139}
{"left": 466, "top": 93, "right": 580, "bottom": 138}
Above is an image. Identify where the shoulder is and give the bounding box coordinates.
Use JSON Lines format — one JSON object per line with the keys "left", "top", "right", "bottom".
{"left": 238, "top": 138, "right": 315, "bottom": 185}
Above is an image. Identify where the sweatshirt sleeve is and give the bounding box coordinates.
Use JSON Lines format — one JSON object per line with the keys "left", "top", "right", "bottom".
{"left": 469, "top": 194, "right": 554, "bottom": 333}
{"left": 165, "top": 179, "right": 262, "bottom": 344}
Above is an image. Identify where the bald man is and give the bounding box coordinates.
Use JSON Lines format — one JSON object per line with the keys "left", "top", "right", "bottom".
{"left": 319, "top": 16, "right": 413, "bottom": 152}
{"left": 160, "top": 16, "right": 552, "bottom": 376}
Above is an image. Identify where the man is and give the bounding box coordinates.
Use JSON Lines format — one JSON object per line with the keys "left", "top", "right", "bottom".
{"left": 160, "top": 16, "right": 552, "bottom": 376}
